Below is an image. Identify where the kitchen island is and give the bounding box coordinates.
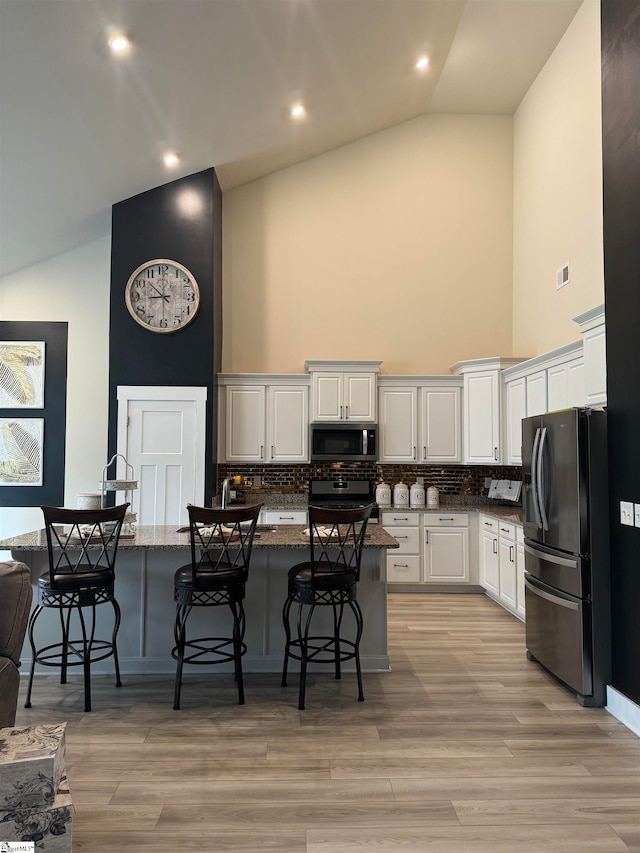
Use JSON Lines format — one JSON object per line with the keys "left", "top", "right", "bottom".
{"left": 1, "top": 524, "right": 398, "bottom": 675}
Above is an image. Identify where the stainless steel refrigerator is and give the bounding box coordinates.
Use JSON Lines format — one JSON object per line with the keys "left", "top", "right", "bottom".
{"left": 522, "top": 407, "right": 611, "bottom": 707}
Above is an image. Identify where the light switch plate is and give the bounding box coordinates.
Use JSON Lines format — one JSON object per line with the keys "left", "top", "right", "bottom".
{"left": 620, "top": 500, "right": 634, "bottom": 526}
{"left": 634, "top": 504, "right": 640, "bottom": 527}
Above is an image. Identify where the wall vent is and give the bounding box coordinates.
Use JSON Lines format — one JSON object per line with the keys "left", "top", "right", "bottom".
{"left": 556, "top": 264, "right": 570, "bottom": 290}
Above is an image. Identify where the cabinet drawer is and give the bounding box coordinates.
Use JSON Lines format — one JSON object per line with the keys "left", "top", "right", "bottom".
{"left": 386, "top": 555, "right": 421, "bottom": 583}
{"left": 479, "top": 515, "right": 498, "bottom": 533}
{"left": 384, "top": 526, "right": 420, "bottom": 554}
{"left": 498, "top": 521, "right": 516, "bottom": 540}
{"left": 262, "top": 510, "right": 308, "bottom": 525}
{"left": 381, "top": 511, "right": 419, "bottom": 527}
{"left": 423, "top": 512, "right": 469, "bottom": 527}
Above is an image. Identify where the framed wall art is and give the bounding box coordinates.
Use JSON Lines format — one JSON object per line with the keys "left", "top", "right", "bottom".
{"left": 0, "top": 417, "right": 44, "bottom": 485}
{"left": 0, "top": 340, "right": 45, "bottom": 408}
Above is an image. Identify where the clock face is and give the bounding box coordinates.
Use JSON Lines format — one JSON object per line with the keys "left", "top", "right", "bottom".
{"left": 124, "top": 259, "right": 200, "bottom": 333}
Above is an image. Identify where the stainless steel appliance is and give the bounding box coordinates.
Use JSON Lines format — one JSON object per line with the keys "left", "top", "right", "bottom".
{"left": 308, "top": 478, "right": 378, "bottom": 520}
{"left": 310, "top": 423, "right": 377, "bottom": 462}
{"left": 522, "top": 407, "right": 610, "bottom": 706}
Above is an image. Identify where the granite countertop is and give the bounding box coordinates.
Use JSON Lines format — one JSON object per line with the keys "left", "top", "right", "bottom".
{"left": 0, "top": 524, "right": 399, "bottom": 552}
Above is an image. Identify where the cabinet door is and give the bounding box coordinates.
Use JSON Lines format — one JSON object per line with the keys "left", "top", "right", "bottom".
{"left": 526, "top": 370, "right": 547, "bottom": 417}
{"left": 424, "top": 527, "right": 469, "bottom": 583}
{"left": 583, "top": 325, "right": 607, "bottom": 406}
{"left": 344, "top": 373, "right": 376, "bottom": 421}
{"left": 378, "top": 387, "right": 418, "bottom": 462}
{"left": 225, "top": 386, "right": 266, "bottom": 462}
{"left": 498, "top": 536, "right": 517, "bottom": 610}
{"left": 267, "top": 386, "right": 309, "bottom": 462}
{"left": 547, "top": 363, "right": 569, "bottom": 412}
{"left": 420, "top": 387, "right": 461, "bottom": 462}
{"left": 480, "top": 528, "right": 499, "bottom": 594}
{"left": 567, "top": 359, "right": 586, "bottom": 407}
{"left": 312, "top": 373, "right": 343, "bottom": 421}
{"left": 516, "top": 539, "right": 525, "bottom": 619}
{"left": 464, "top": 371, "right": 500, "bottom": 463}
{"left": 505, "top": 378, "right": 526, "bottom": 465}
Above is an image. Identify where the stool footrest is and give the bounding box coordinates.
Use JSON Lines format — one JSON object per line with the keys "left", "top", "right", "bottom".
{"left": 32, "top": 639, "right": 117, "bottom": 667}
{"left": 286, "top": 635, "right": 358, "bottom": 665}
{"left": 171, "top": 637, "right": 247, "bottom": 666}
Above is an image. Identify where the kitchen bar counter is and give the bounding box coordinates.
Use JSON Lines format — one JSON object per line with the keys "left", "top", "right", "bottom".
{"left": 1, "top": 524, "right": 396, "bottom": 676}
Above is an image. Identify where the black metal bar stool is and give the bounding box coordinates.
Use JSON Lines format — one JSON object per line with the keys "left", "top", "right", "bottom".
{"left": 281, "top": 503, "right": 373, "bottom": 710}
{"left": 172, "top": 503, "right": 262, "bottom": 709}
{"left": 25, "top": 503, "right": 129, "bottom": 712}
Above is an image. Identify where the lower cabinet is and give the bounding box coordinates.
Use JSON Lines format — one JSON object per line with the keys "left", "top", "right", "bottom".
{"left": 261, "top": 509, "right": 308, "bottom": 525}
{"left": 383, "top": 511, "right": 469, "bottom": 585}
{"left": 424, "top": 514, "right": 469, "bottom": 583}
{"left": 479, "top": 514, "right": 524, "bottom": 620}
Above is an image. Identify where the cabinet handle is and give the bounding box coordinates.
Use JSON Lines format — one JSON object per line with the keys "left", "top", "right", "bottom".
{"left": 423, "top": 446, "right": 427, "bottom": 460}
{"left": 340, "top": 405, "right": 343, "bottom": 420}
{"left": 395, "top": 535, "right": 408, "bottom": 539}
{"left": 345, "top": 405, "right": 349, "bottom": 419}
{"left": 439, "top": 517, "right": 455, "bottom": 521}
{"left": 394, "top": 517, "right": 409, "bottom": 521}
{"left": 280, "top": 516, "right": 295, "bottom": 521}
{"left": 394, "top": 563, "right": 409, "bottom": 569}
{"left": 493, "top": 538, "right": 498, "bottom": 554}
{"left": 260, "top": 445, "right": 264, "bottom": 459}
{"left": 494, "top": 447, "right": 498, "bottom": 461}
{"left": 425, "top": 531, "right": 429, "bottom": 544}
{"left": 510, "top": 545, "right": 514, "bottom": 562}
{"left": 271, "top": 445, "right": 274, "bottom": 457}
{"left": 484, "top": 521, "right": 493, "bottom": 527}
{"left": 413, "top": 446, "right": 416, "bottom": 460}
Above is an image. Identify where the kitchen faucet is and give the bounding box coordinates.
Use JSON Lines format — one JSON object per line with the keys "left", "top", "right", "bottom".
{"left": 221, "top": 477, "right": 232, "bottom": 509}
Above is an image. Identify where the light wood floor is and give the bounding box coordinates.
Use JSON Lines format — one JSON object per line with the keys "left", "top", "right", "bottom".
{"left": 15, "top": 593, "right": 640, "bottom": 853}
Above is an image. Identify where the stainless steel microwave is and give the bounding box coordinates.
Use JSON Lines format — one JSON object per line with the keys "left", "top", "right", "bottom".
{"left": 310, "top": 423, "right": 377, "bottom": 462}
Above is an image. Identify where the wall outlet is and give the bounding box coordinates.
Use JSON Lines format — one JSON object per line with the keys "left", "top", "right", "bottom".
{"left": 634, "top": 504, "right": 640, "bottom": 527}
{"left": 620, "top": 500, "right": 634, "bottom": 526}
{"left": 416, "top": 476, "right": 424, "bottom": 485}
{"left": 253, "top": 475, "right": 261, "bottom": 487}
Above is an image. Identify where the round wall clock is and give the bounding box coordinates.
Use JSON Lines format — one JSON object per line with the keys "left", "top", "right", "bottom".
{"left": 124, "top": 259, "right": 200, "bottom": 333}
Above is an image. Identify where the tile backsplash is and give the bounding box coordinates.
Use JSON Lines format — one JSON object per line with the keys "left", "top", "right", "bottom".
{"left": 217, "top": 463, "right": 522, "bottom": 498}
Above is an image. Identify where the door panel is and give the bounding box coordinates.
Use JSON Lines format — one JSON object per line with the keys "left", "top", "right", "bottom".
{"left": 538, "top": 409, "right": 584, "bottom": 554}
{"left": 524, "top": 539, "right": 587, "bottom": 598}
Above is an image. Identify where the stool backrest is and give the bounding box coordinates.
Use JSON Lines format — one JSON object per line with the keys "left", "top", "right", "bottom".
{"left": 41, "top": 504, "right": 129, "bottom": 585}
{"left": 307, "top": 504, "right": 373, "bottom": 581}
{"left": 187, "top": 503, "right": 262, "bottom": 580}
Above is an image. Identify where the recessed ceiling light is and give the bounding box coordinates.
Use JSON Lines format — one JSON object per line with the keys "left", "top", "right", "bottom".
{"left": 108, "top": 33, "right": 130, "bottom": 53}
{"left": 162, "top": 152, "right": 180, "bottom": 167}
{"left": 290, "top": 103, "right": 306, "bottom": 119}
{"left": 415, "top": 55, "right": 429, "bottom": 71}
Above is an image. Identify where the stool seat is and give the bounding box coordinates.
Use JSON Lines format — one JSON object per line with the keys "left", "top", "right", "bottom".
{"left": 172, "top": 502, "right": 261, "bottom": 710}
{"left": 25, "top": 503, "right": 128, "bottom": 713}
{"left": 281, "top": 504, "right": 373, "bottom": 710}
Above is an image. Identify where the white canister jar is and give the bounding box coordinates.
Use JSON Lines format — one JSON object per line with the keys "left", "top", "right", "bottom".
{"left": 426, "top": 486, "right": 439, "bottom": 508}
{"left": 393, "top": 481, "right": 409, "bottom": 506}
{"left": 375, "top": 481, "right": 391, "bottom": 506}
{"left": 410, "top": 482, "right": 425, "bottom": 506}
{"left": 76, "top": 493, "right": 102, "bottom": 510}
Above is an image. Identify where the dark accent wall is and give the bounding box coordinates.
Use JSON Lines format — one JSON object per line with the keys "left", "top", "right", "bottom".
{"left": 0, "top": 321, "right": 67, "bottom": 507}
{"left": 108, "top": 168, "right": 222, "bottom": 501}
{"left": 601, "top": 1, "right": 640, "bottom": 705}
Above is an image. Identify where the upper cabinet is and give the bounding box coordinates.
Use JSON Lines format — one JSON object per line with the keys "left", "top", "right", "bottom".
{"left": 218, "top": 375, "right": 309, "bottom": 463}
{"left": 305, "top": 360, "right": 381, "bottom": 422}
{"left": 378, "top": 378, "right": 462, "bottom": 463}
{"left": 452, "top": 358, "right": 523, "bottom": 464}
{"left": 573, "top": 304, "right": 606, "bottom": 407}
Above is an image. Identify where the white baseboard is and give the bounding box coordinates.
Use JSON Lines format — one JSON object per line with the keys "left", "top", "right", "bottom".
{"left": 606, "top": 685, "right": 640, "bottom": 737}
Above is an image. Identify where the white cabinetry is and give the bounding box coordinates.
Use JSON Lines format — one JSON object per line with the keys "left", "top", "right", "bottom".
{"left": 305, "top": 360, "right": 381, "bottom": 422}
{"left": 383, "top": 512, "right": 421, "bottom": 583}
{"left": 378, "top": 378, "right": 462, "bottom": 463}
{"left": 262, "top": 509, "right": 308, "bottom": 525}
{"left": 573, "top": 304, "right": 606, "bottom": 406}
{"left": 452, "top": 358, "right": 522, "bottom": 464}
{"left": 503, "top": 342, "right": 584, "bottom": 464}
{"left": 479, "top": 514, "right": 524, "bottom": 620}
{"left": 479, "top": 515, "right": 499, "bottom": 595}
{"left": 218, "top": 375, "right": 309, "bottom": 463}
{"left": 424, "top": 513, "right": 469, "bottom": 583}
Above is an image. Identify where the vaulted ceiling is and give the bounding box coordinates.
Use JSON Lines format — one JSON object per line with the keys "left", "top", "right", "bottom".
{"left": 0, "top": 0, "right": 583, "bottom": 276}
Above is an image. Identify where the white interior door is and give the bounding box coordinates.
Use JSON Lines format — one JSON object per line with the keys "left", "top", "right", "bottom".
{"left": 117, "top": 386, "right": 207, "bottom": 527}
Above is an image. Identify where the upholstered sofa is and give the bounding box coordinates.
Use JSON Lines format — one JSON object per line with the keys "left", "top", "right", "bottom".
{"left": 0, "top": 561, "right": 33, "bottom": 727}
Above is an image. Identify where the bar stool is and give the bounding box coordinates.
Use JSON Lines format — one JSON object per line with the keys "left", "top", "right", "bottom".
{"left": 281, "top": 503, "right": 373, "bottom": 710}
{"left": 25, "top": 503, "right": 129, "bottom": 712}
{"left": 172, "top": 503, "right": 262, "bottom": 709}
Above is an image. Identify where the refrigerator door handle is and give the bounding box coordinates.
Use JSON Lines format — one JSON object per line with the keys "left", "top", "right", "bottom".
{"left": 524, "top": 575, "right": 580, "bottom": 611}
{"left": 530, "top": 427, "right": 543, "bottom": 526}
{"left": 537, "top": 427, "right": 549, "bottom": 531}
{"left": 524, "top": 542, "right": 579, "bottom": 569}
